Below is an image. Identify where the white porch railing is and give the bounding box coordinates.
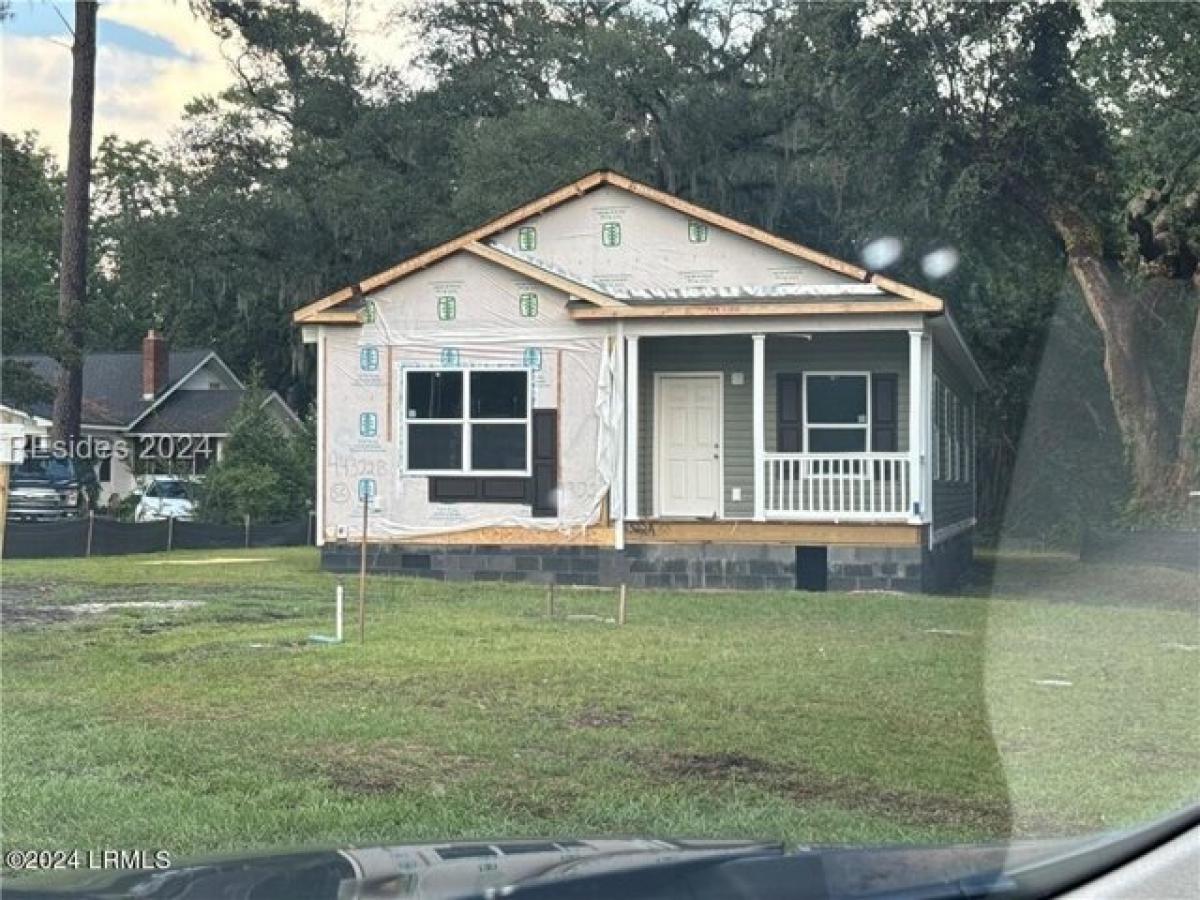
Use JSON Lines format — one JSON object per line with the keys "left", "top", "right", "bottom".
{"left": 763, "top": 453, "right": 912, "bottom": 519}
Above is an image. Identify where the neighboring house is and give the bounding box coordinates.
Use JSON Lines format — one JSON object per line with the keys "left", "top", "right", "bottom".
{"left": 296, "top": 171, "right": 985, "bottom": 592}
{"left": 9, "top": 331, "right": 301, "bottom": 502}
{"left": 0, "top": 404, "right": 50, "bottom": 437}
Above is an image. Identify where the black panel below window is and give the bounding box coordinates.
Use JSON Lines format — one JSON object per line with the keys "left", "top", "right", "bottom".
{"left": 428, "top": 477, "right": 531, "bottom": 504}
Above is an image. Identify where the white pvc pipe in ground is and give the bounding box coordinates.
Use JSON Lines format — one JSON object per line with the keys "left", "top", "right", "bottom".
{"left": 335, "top": 583, "right": 344, "bottom": 643}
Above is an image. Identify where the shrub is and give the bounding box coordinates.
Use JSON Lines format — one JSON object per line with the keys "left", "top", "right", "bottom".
{"left": 197, "top": 384, "right": 313, "bottom": 524}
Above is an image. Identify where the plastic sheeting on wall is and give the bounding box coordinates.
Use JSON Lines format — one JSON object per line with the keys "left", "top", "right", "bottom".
{"left": 321, "top": 252, "right": 621, "bottom": 542}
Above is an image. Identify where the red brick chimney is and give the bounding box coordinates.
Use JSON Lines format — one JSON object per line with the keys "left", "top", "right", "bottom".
{"left": 142, "top": 329, "right": 168, "bottom": 400}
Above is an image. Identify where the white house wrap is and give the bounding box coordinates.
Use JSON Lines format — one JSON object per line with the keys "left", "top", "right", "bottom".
{"left": 321, "top": 252, "right": 621, "bottom": 539}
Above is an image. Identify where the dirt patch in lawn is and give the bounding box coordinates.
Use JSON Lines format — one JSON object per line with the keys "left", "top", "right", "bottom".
{"left": 570, "top": 707, "right": 636, "bottom": 729}
{"left": 296, "top": 740, "right": 481, "bottom": 796}
{"left": 1, "top": 599, "right": 203, "bottom": 631}
{"left": 1, "top": 604, "right": 86, "bottom": 628}
{"left": 658, "top": 751, "right": 1012, "bottom": 834}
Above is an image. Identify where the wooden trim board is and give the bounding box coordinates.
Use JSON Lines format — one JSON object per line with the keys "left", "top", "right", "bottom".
{"left": 403, "top": 525, "right": 615, "bottom": 546}
{"left": 463, "top": 242, "right": 625, "bottom": 308}
{"left": 360, "top": 520, "right": 923, "bottom": 547}
{"left": 569, "top": 300, "right": 942, "bottom": 320}
{"left": 626, "top": 520, "right": 923, "bottom": 546}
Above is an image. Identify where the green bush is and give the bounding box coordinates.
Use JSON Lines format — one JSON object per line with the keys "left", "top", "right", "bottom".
{"left": 197, "top": 385, "right": 313, "bottom": 525}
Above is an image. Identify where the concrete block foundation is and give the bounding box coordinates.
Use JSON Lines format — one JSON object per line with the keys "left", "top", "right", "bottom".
{"left": 322, "top": 529, "right": 974, "bottom": 594}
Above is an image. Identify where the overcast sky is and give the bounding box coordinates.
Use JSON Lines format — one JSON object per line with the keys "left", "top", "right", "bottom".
{"left": 1, "top": 0, "right": 413, "bottom": 160}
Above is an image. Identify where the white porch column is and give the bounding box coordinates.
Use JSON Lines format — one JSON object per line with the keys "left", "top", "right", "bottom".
{"left": 614, "top": 326, "right": 626, "bottom": 550}
{"left": 752, "top": 333, "right": 766, "bottom": 521}
{"left": 624, "top": 335, "right": 640, "bottom": 521}
{"left": 315, "top": 331, "right": 325, "bottom": 546}
{"left": 922, "top": 332, "right": 935, "bottom": 527}
{"left": 908, "top": 328, "right": 924, "bottom": 521}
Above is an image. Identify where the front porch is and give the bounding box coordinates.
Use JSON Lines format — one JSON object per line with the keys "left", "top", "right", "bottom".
{"left": 621, "top": 329, "right": 929, "bottom": 528}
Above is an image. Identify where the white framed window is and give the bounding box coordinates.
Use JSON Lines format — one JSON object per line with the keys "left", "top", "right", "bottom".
{"left": 401, "top": 368, "right": 531, "bottom": 475}
{"left": 803, "top": 372, "right": 871, "bottom": 452}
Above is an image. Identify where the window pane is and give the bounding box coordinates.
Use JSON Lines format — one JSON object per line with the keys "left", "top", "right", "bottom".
{"left": 808, "top": 428, "right": 867, "bottom": 452}
{"left": 470, "top": 371, "right": 527, "bottom": 418}
{"left": 408, "top": 424, "right": 462, "bottom": 470}
{"left": 407, "top": 371, "right": 462, "bottom": 419}
{"left": 807, "top": 375, "right": 867, "bottom": 424}
{"left": 471, "top": 424, "right": 527, "bottom": 470}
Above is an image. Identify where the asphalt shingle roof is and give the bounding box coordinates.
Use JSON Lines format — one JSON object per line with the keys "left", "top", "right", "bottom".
{"left": 130, "top": 390, "right": 245, "bottom": 434}
{"left": 9, "top": 349, "right": 214, "bottom": 427}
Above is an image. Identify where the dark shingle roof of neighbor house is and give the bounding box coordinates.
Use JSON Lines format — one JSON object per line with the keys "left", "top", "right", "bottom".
{"left": 10, "top": 349, "right": 219, "bottom": 428}
{"left": 129, "top": 389, "right": 246, "bottom": 434}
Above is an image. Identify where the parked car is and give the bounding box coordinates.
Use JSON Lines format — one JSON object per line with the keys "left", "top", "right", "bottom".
{"left": 133, "top": 475, "right": 197, "bottom": 522}
{"left": 6, "top": 454, "right": 97, "bottom": 522}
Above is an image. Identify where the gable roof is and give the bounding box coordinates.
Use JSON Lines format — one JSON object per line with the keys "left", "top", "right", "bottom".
{"left": 131, "top": 388, "right": 302, "bottom": 434}
{"left": 6, "top": 349, "right": 300, "bottom": 432}
{"left": 124, "top": 351, "right": 243, "bottom": 430}
{"left": 130, "top": 389, "right": 245, "bottom": 434}
{"left": 293, "top": 170, "right": 945, "bottom": 325}
{"left": 10, "top": 349, "right": 212, "bottom": 427}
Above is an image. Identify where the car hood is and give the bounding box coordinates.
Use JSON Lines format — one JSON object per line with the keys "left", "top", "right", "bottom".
{"left": 9, "top": 808, "right": 1197, "bottom": 900}
{"left": 0, "top": 835, "right": 1070, "bottom": 900}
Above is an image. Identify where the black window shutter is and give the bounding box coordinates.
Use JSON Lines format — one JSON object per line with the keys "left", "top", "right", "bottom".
{"left": 871, "top": 374, "right": 899, "bottom": 452}
{"left": 777, "top": 374, "right": 803, "bottom": 452}
{"left": 531, "top": 409, "right": 558, "bottom": 517}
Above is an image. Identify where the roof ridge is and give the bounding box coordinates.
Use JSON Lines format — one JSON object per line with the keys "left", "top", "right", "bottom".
{"left": 8, "top": 347, "right": 213, "bottom": 358}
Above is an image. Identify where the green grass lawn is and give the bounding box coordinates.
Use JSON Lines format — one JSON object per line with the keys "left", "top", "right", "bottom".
{"left": 1, "top": 547, "right": 1196, "bottom": 862}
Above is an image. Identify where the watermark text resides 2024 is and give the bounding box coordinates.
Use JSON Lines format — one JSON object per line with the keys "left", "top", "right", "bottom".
{"left": 18, "top": 435, "right": 214, "bottom": 462}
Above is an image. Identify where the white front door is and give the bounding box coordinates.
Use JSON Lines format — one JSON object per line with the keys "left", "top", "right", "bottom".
{"left": 656, "top": 373, "right": 722, "bottom": 518}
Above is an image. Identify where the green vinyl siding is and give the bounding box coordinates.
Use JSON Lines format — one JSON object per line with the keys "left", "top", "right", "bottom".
{"left": 931, "top": 350, "right": 976, "bottom": 531}
{"left": 638, "top": 336, "right": 753, "bottom": 517}
{"left": 637, "top": 331, "right": 911, "bottom": 519}
{"left": 764, "top": 332, "right": 910, "bottom": 454}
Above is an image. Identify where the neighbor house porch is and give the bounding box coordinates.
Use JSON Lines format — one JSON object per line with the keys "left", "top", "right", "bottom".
{"left": 620, "top": 326, "right": 930, "bottom": 530}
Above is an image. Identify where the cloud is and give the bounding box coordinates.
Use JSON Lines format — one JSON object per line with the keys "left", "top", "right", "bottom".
{"left": 1, "top": 2, "right": 231, "bottom": 160}
{"left": 0, "top": 0, "right": 419, "bottom": 161}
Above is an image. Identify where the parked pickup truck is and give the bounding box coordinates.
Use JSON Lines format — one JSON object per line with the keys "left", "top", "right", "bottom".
{"left": 7, "top": 455, "right": 97, "bottom": 522}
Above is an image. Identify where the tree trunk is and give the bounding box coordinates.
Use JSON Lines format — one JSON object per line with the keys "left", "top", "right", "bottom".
{"left": 1178, "top": 303, "right": 1200, "bottom": 486}
{"left": 1048, "top": 203, "right": 1173, "bottom": 506}
{"left": 51, "top": 1, "right": 97, "bottom": 443}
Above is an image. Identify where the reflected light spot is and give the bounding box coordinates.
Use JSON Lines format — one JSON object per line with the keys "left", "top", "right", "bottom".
{"left": 921, "top": 247, "right": 959, "bottom": 279}
{"left": 861, "top": 237, "right": 903, "bottom": 271}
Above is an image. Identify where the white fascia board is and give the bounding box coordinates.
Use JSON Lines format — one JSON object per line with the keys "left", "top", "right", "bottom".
{"left": 618, "top": 313, "right": 927, "bottom": 338}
